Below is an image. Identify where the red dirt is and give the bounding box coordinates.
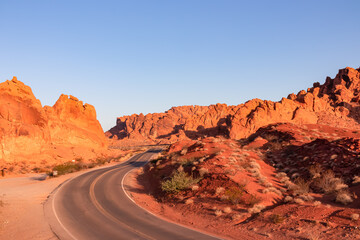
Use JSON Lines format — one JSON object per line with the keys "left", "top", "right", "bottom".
{"left": 128, "top": 124, "right": 360, "bottom": 239}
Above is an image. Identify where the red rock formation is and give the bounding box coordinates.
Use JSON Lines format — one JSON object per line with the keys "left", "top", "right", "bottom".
{"left": 0, "top": 77, "right": 51, "bottom": 162}
{"left": 0, "top": 77, "right": 107, "bottom": 167}
{"left": 45, "top": 94, "right": 106, "bottom": 148}
{"left": 107, "top": 67, "right": 360, "bottom": 143}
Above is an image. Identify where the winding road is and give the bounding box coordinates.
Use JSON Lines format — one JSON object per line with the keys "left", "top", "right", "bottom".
{"left": 45, "top": 150, "right": 221, "bottom": 240}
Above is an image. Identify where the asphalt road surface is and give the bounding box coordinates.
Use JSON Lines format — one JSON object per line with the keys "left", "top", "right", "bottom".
{"left": 45, "top": 150, "right": 221, "bottom": 240}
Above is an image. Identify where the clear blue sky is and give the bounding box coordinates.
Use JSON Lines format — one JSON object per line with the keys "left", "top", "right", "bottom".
{"left": 1, "top": 1, "right": 359, "bottom": 131}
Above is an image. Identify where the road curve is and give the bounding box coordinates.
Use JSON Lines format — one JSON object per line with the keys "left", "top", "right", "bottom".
{"left": 45, "top": 150, "right": 222, "bottom": 240}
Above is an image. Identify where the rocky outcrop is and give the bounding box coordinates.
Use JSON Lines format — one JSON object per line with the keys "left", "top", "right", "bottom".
{"left": 0, "top": 77, "right": 51, "bottom": 162}
{"left": 0, "top": 77, "right": 107, "bottom": 166}
{"left": 107, "top": 67, "right": 360, "bottom": 143}
{"left": 45, "top": 94, "right": 106, "bottom": 148}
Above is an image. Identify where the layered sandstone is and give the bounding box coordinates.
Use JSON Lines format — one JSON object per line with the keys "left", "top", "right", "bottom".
{"left": 0, "top": 77, "right": 107, "bottom": 168}
{"left": 107, "top": 67, "right": 360, "bottom": 143}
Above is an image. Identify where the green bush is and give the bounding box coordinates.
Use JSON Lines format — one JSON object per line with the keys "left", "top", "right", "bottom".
{"left": 161, "top": 171, "right": 200, "bottom": 193}
{"left": 51, "top": 162, "right": 83, "bottom": 176}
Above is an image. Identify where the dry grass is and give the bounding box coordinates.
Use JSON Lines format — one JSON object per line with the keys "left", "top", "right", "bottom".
{"left": 223, "top": 207, "right": 232, "bottom": 213}
{"left": 335, "top": 190, "right": 353, "bottom": 205}
{"left": 352, "top": 176, "right": 360, "bottom": 184}
{"left": 309, "top": 164, "right": 322, "bottom": 179}
{"left": 231, "top": 214, "right": 242, "bottom": 221}
{"left": 350, "top": 213, "right": 359, "bottom": 221}
{"left": 249, "top": 161, "right": 261, "bottom": 169}
{"left": 313, "top": 170, "right": 347, "bottom": 193}
{"left": 199, "top": 168, "right": 209, "bottom": 176}
{"left": 284, "top": 196, "right": 293, "bottom": 203}
{"left": 215, "top": 187, "right": 225, "bottom": 195}
{"left": 294, "top": 178, "right": 311, "bottom": 195}
{"left": 248, "top": 204, "right": 265, "bottom": 214}
{"left": 263, "top": 187, "right": 282, "bottom": 196}
{"left": 298, "top": 194, "right": 314, "bottom": 202}
{"left": 214, "top": 209, "right": 223, "bottom": 217}
{"left": 180, "top": 148, "right": 188, "bottom": 155}
{"left": 276, "top": 172, "right": 287, "bottom": 179}
{"left": 294, "top": 198, "right": 304, "bottom": 204}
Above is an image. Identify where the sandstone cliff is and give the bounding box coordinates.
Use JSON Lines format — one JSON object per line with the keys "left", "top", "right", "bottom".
{"left": 107, "top": 67, "right": 360, "bottom": 143}
{"left": 0, "top": 77, "right": 107, "bottom": 169}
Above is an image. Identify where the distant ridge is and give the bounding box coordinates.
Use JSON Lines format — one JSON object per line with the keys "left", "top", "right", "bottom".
{"left": 107, "top": 67, "right": 360, "bottom": 144}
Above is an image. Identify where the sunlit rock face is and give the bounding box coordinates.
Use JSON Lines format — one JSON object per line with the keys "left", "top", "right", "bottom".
{"left": 107, "top": 67, "right": 360, "bottom": 144}
{"left": 0, "top": 77, "right": 107, "bottom": 166}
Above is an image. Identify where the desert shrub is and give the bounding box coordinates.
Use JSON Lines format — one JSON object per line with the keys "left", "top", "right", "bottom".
{"left": 284, "top": 196, "right": 293, "bottom": 203}
{"left": 95, "top": 157, "right": 110, "bottom": 165}
{"left": 298, "top": 194, "right": 314, "bottom": 202}
{"left": 199, "top": 167, "right": 209, "bottom": 176}
{"left": 294, "top": 198, "right": 304, "bottom": 204}
{"left": 293, "top": 177, "right": 310, "bottom": 195}
{"left": 225, "top": 185, "right": 246, "bottom": 204}
{"left": 214, "top": 210, "right": 223, "bottom": 217}
{"left": 231, "top": 214, "right": 242, "bottom": 221}
{"left": 266, "top": 187, "right": 283, "bottom": 196}
{"left": 249, "top": 161, "right": 261, "bottom": 169}
{"left": 223, "top": 207, "right": 232, "bottom": 213}
{"left": 258, "top": 176, "right": 267, "bottom": 185}
{"left": 177, "top": 165, "right": 184, "bottom": 172}
{"left": 313, "top": 170, "right": 347, "bottom": 193}
{"left": 180, "top": 148, "right": 188, "bottom": 155}
{"left": 276, "top": 172, "right": 287, "bottom": 179}
{"left": 248, "top": 204, "right": 265, "bottom": 214}
{"left": 248, "top": 168, "right": 260, "bottom": 175}
{"left": 351, "top": 213, "right": 359, "bottom": 221}
{"left": 51, "top": 162, "right": 84, "bottom": 176}
{"left": 335, "top": 190, "right": 353, "bottom": 205}
{"left": 228, "top": 157, "right": 237, "bottom": 163}
{"left": 251, "top": 171, "right": 260, "bottom": 178}
{"left": 309, "top": 164, "right": 322, "bottom": 179}
{"left": 269, "top": 214, "right": 284, "bottom": 224}
{"left": 161, "top": 171, "right": 200, "bottom": 193}
{"left": 352, "top": 176, "right": 360, "bottom": 184}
